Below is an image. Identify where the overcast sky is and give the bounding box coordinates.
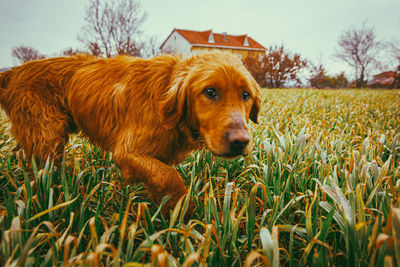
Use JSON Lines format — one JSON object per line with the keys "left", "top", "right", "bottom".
{"left": 0, "top": 0, "right": 399, "bottom": 78}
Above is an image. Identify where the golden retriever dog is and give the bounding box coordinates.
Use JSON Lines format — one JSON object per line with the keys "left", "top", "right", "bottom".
{"left": 0, "top": 51, "right": 260, "bottom": 216}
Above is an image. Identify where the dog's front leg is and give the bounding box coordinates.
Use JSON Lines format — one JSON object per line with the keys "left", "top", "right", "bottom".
{"left": 113, "top": 152, "right": 192, "bottom": 217}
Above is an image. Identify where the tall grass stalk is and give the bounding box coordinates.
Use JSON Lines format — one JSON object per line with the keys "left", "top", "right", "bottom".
{"left": 0, "top": 89, "right": 399, "bottom": 266}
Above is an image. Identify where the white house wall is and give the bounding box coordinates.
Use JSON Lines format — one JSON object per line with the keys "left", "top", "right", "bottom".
{"left": 161, "top": 31, "right": 192, "bottom": 55}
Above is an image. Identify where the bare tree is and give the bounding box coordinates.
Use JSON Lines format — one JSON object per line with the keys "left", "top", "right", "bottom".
{"left": 140, "top": 35, "right": 161, "bottom": 58}
{"left": 88, "top": 42, "right": 102, "bottom": 57}
{"left": 391, "top": 19, "right": 400, "bottom": 65}
{"left": 262, "top": 45, "right": 307, "bottom": 88}
{"left": 61, "top": 47, "right": 88, "bottom": 56}
{"left": 390, "top": 42, "right": 400, "bottom": 88}
{"left": 392, "top": 42, "right": 400, "bottom": 62}
{"left": 78, "top": 0, "right": 147, "bottom": 57}
{"left": 334, "top": 22, "right": 385, "bottom": 88}
{"left": 11, "top": 45, "right": 45, "bottom": 64}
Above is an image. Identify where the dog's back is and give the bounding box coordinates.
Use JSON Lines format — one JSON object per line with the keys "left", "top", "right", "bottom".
{"left": 0, "top": 55, "right": 94, "bottom": 115}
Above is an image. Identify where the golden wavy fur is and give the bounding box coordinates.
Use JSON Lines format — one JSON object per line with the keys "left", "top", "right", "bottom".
{"left": 0, "top": 51, "right": 260, "bottom": 216}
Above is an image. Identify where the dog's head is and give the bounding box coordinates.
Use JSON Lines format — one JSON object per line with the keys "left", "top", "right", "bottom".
{"left": 160, "top": 52, "right": 261, "bottom": 158}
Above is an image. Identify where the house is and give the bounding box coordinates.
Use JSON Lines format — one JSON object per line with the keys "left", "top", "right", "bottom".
{"left": 160, "top": 28, "right": 266, "bottom": 60}
{"left": 370, "top": 71, "right": 400, "bottom": 88}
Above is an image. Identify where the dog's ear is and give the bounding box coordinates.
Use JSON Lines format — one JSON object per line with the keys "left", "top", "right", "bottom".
{"left": 248, "top": 77, "right": 261, "bottom": 124}
{"left": 159, "top": 77, "right": 187, "bottom": 129}
{"left": 250, "top": 94, "right": 261, "bottom": 124}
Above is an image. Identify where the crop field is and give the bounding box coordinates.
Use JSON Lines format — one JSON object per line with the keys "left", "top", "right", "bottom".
{"left": 0, "top": 88, "right": 399, "bottom": 266}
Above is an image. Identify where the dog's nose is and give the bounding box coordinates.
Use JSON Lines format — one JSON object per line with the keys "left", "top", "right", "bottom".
{"left": 227, "top": 129, "right": 250, "bottom": 153}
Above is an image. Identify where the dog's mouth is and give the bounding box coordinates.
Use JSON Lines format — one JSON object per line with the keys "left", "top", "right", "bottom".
{"left": 201, "top": 129, "right": 251, "bottom": 159}
{"left": 212, "top": 149, "right": 249, "bottom": 159}
{"left": 206, "top": 138, "right": 250, "bottom": 159}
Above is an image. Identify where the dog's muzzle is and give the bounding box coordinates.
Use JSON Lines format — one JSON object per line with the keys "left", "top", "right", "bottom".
{"left": 214, "top": 127, "right": 250, "bottom": 158}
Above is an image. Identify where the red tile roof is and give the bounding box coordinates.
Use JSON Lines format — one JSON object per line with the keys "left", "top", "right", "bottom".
{"left": 373, "top": 71, "right": 397, "bottom": 79}
{"left": 173, "top": 29, "right": 266, "bottom": 51}
{"left": 371, "top": 70, "right": 399, "bottom": 87}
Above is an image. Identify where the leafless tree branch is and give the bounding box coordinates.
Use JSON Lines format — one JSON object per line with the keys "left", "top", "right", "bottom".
{"left": 11, "top": 45, "right": 46, "bottom": 64}
{"left": 334, "top": 21, "right": 386, "bottom": 87}
{"left": 78, "top": 0, "right": 147, "bottom": 57}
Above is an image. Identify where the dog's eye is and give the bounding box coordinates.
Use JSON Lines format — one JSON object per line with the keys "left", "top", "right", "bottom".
{"left": 203, "top": 88, "right": 217, "bottom": 99}
{"left": 242, "top": 91, "right": 250, "bottom": 101}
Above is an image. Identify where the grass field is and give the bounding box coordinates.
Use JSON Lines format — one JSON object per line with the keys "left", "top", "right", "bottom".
{"left": 0, "top": 88, "right": 399, "bottom": 266}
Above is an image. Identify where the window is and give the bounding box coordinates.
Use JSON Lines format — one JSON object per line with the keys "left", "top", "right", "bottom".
{"left": 208, "top": 32, "right": 215, "bottom": 43}
{"left": 244, "top": 36, "right": 249, "bottom": 46}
